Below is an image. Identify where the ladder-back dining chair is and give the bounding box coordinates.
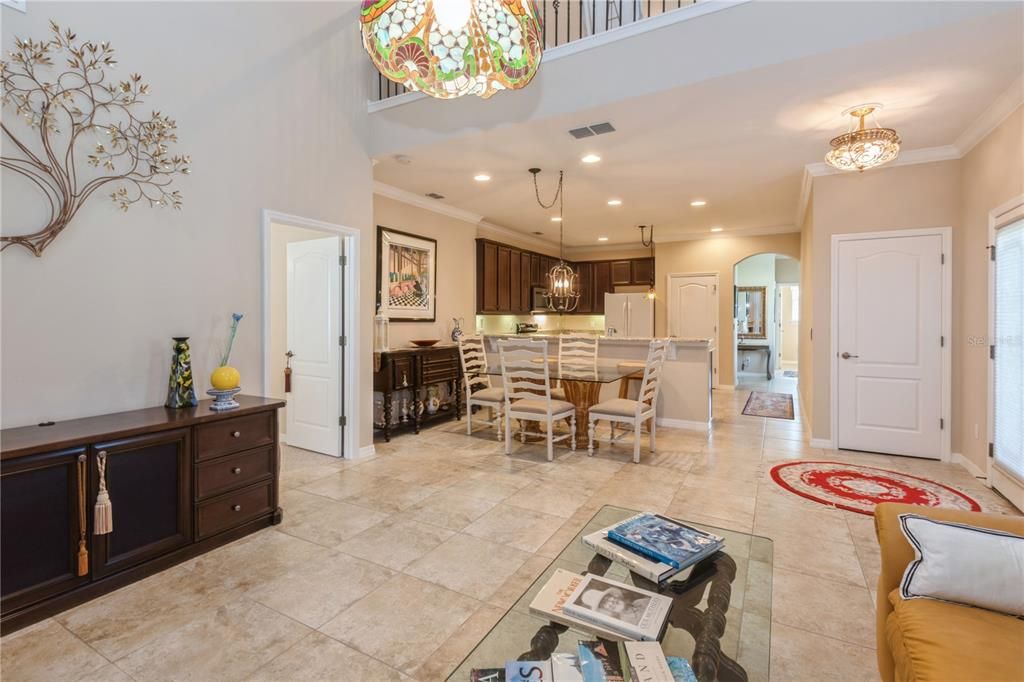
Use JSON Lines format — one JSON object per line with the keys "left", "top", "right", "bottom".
{"left": 552, "top": 335, "right": 599, "bottom": 401}
{"left": 498, "top": 339, "right": 576, "bottom": 461}
{"left": 587, "top": 339, "right": 670, "bottom": 463}
{"left": 458, "top": 337, "right": 504, "bottom": 439}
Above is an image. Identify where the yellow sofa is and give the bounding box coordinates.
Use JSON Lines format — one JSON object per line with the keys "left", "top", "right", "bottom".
{"left": 874, "top": 502, "right": 1024, "bottom": 682}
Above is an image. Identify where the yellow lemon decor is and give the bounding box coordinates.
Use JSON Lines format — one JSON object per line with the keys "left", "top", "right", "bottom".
{"left": 210, "top": 365, "right": 240, "bottom": 390}
{"left": 208, "top": 313, "right": 244, "bottom": 411}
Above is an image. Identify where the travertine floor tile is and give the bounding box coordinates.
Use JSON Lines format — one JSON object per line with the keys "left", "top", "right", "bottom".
{"left": 404, "top": 533, "right": 531, "bottom": 601}
{"left": 770, "top": 623, "right": 880, "bottom": 681}
{"left": 772, "top": 568, "right": 876, "bottom": 648}
{"left": 337, "top": 516, "right": 455, "bottom": 570}
{"left": 249, "top": 631, "right": 411, "bottom": 681}
{"left": 1, "top": 620, "right": 111, "bottom": 681}
{"left": 464, "top": 503, "right": 567, "bottom": 553}
{"left": 407, "top": 488, "right": 499, "bottom": 530}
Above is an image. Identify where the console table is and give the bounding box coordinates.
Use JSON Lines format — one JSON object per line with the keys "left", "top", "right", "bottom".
{"left": 0, "top": 395, "right": 285, "bottom": 634}
{"left": 737, "top": 343, "right": 773, "bottom": 380}
{"left": 373, "top": 345, "right": 462, "bottom": 441}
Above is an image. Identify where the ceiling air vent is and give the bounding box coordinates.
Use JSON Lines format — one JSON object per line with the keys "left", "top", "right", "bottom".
{"left": 425, "top": 192, "right": 445, "bottom": 200}
{"left": 569, "top": 122, "right": 616, "bottom": 139}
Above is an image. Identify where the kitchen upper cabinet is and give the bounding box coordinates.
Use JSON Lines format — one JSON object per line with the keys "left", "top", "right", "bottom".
{"left": 496, "top": 247, "right": 511, "bottom": 312}
{"left": 592, "top": 261, "right": 612, "bottom": 315}
{"left": 478, "top": 241, "right": 499, "bottom": 312}
{"left": 509, "top": 250, "right": 522, "bottom": 313}
{"left": 520, "top": 253, "right": 532, "bottom": 313}
{"left": 90, "top": 428, "right": 192, "bottom": 579}
{"left": 1, "top": 447, "right": 90, "bottom": 613}
{"left": 632, "top": 258, "right": 655, "bottom": 287}
{"left": 611, "top": 260, "right": 633, "bottom": 285}
{"left": 575, "top": 262, "right": 594, "bottom": 313}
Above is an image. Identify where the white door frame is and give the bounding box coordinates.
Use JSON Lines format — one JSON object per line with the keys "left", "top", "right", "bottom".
{"left": 261, "top": 209, "right": 361, "bottom": 460}
{"left": 667, "top": 272, "right": 720, "bottom": 388}
{"left": 987, "top": 195, "right": 1024, "bottom": 501}
{"left": 829, "top": 227, "right": 952, "bottom": 460}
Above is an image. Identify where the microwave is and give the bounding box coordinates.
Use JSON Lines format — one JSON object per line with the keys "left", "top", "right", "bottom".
{"left": 531, "top": 287, "right": 549, "bottom": 310}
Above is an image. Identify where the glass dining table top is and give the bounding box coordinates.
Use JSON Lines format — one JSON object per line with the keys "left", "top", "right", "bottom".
{"left": 482, "top": 360, "right": 643, "bottom": 384}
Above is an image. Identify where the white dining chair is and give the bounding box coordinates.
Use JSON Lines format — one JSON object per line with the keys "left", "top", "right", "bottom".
{"left": 458, "top": 337, "right": 504, "bottom": 439}
{"left": 498, "top": 339, "right": 576, "bottom": 461}
{"left": 587, "top": 339, "right": 670, "bottom": 463}
{"left": 552, "top": 335, "right": 599, "bottom": 401}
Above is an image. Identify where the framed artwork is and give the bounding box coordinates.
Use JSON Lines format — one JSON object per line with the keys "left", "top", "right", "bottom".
{"left": 376, "top": 225, "right": 437, "bottom": 322}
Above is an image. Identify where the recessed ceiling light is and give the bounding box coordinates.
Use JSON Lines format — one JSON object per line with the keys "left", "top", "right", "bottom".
{"left": 581, "top": 154, "right": 601, "bottom": 164}
{"left": 551, "top": 216, "right": 562, "bottom": 222}
{"left": 690, "top": 199, "right": 707, "bottom": 207}
{"left": 597, "top": 236, "right": 609, "bottom": 241}
{"left": 607, "top": 199, "right": 622, "bottom": 206}
{"left": 473, "top": 173, "right": 491, "bottom": 182}
{"left": 710, "top": 226, "right": 724, "bottom": 233}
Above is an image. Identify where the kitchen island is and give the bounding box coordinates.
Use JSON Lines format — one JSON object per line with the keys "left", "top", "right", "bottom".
{"left": 482, "top": 334, "right": 714, "bottom": 431}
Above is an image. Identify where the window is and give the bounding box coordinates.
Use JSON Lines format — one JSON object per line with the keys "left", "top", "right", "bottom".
{"left": 790, "top": 286, "right": 800, "bottom": 323}
{"left": 994, "top": 218, "right": 1024, "bottom": 483}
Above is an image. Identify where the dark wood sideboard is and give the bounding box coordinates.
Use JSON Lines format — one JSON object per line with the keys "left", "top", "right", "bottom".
{"left": 0, "top": 395, "right": 285, "bottom": 634}
{"left": 374, "top": 345, "right": 462, "bottom": 441}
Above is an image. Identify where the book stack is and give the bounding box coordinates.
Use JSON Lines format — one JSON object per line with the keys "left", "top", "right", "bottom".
{"left": 470, "top": 641, "right": 697, "bottom": 682}
{"left": 583, "top": 513, "right": 725, "bottom": 584}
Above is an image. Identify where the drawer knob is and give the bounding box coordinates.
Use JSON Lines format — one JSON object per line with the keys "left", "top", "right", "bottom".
{"left": 232, "top": 467, "right": 242, "bottom": 474}
{"left": 232, "top": 504, "right": 242, "bottom": 512}
{"left": 232, "top": 431, "right": 241, "bottom": 438}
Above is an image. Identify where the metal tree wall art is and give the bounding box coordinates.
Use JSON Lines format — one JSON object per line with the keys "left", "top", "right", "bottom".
{"left": 1, "top": 21, "right": 190, "bottom": 257}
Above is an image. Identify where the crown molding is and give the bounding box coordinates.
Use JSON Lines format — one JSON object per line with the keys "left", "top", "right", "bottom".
{"left": 563, "top": 242, "right": 653, "bottom": 257}
{"left": 795, "top": 166, "right": 813, "bottom": 228}
{"left": 373, "top": 181, "right": 483, "bottom": 225}
{"left": 476, "top": 220, "right": 561, "bottom": 251}
{"left": 655, "top": 224, "right": 799, "bottom": 243}
{"left": 954, "top": 74, "right": 1023, "bottom": 156}
{"left": 804, "top": 144, "right": 961, "bottom": 178}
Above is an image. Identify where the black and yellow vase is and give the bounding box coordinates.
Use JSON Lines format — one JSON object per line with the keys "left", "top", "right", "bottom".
{"left": 165, "top": 337, "right": 198, "bottom": 408}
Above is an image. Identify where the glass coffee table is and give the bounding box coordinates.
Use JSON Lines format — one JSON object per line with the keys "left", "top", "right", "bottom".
{"left": 447, "top": 506, "right": 773, "bottom": 682}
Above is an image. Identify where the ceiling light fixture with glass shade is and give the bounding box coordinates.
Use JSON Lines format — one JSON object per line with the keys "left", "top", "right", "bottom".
{"left": 360, "top": 0, "right": 543, "bottom": 100}
{"left": 530, "top": 168, "right": 579, "bottom": 313}
{"left": 825, "top": 104, "right": 901, "bottom": 172}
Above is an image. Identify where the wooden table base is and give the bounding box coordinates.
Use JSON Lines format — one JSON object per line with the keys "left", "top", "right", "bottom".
{"left": 560, "top": 379, "right": 602, "bottom": 447}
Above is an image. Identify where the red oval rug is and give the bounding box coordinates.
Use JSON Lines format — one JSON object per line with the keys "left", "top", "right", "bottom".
{"left": 769, "top": 461, "right": 981, "bottom": 515}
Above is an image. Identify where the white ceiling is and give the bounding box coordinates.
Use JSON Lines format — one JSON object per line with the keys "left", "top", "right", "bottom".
{"left": 372, "top": 3, "right": 1023, "bottom": 247}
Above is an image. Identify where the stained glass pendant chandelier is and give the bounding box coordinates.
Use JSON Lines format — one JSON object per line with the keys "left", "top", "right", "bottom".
{"left": 825, "top": 104, "right": 901, "bottom": 172}
{"left": 361, "top": 0, "right": 544, "bottom": 100}
{"left": 530, "top": 168, "right": 579, "bottom": 312}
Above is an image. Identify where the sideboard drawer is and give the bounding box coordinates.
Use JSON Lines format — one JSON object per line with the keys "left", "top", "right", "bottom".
{"left": 195, "top": 412, "right": 274, "bottom": 462}
{"left": 196, "top": 446, "right": 274, "bottom": 500}
{"left": 196, "top": 482, "right": 273, "bottom": 540}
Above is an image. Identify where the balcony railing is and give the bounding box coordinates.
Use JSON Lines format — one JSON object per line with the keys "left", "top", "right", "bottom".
{"left": 372, "top": 0, "right": 698, "bottom": 102}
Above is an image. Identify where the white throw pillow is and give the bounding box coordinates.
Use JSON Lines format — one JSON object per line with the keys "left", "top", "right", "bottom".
{"left": 898, "top": 513, "right": 1024, "bottom": 616}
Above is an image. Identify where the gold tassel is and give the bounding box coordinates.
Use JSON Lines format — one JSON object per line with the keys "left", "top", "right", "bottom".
{"left": 76, "top": 455, "right": 89, "bottom": 576}
{"left": 94, "top": 450, "right": 113, "bottom": 535}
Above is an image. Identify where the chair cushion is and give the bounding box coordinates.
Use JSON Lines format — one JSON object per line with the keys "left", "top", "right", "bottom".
{"left": 885, "top": 589, "right": 1024, "bottom": 682}
{"left": 590, "top": 398, "right": 644, "bottom": 417}
{"left": 510, "top": 398, "right": 575, "bottom": 415}
{"left": 551, "top": 388, "right": 567, "bottom": 400}
{"left": 470, "top": 386, "right": 504, "bottom": 402}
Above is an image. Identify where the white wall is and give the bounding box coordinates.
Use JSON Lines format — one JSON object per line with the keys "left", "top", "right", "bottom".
{"left": 1, "top": 3, "right": 375, "bottom": 449}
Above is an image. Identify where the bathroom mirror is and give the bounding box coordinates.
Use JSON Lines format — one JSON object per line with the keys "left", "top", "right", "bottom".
{"left": 736, "top": 286, "right": 767, "bottom": 339}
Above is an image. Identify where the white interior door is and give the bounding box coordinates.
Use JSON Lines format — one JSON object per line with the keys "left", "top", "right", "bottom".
{"left": 779, "top": 285, "right": 799, "bottom": 370}
{"left": 668, "top": 274, "right": 719, "bottom": 386}
{"left": 286, "top": 236, "right": 341, "bottom": 456}
{"left": 836, "top": 234, "right": 944, "bottom": 458}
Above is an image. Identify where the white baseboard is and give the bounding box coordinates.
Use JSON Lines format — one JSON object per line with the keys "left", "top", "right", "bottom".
{"left": 952, "top": 452, "right": 985, "bottom": 479}
{"left": 716, "top": 384, "right": 735, "bottom": 392}
{"left": 351, "top": 444, "right": 376, "bottom": 460}
{"left": 656, "top": 417, "right": 710, "bottom": 432}
{"left": 810, "top": 437, "right": 834, "bottom": 450}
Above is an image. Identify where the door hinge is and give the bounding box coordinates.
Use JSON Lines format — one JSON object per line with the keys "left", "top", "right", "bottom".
{"left": 989, "top": 442, "right": 994, "bottom": 458}
{"left": 940, "top": 335, "right": 944, "bottom": 347}
{"left": 940, "top": 418, "right": 945, "bottom": 430}
{"left": 940, "top": 253, "right": 945, "bottom": 265}
{"left": 990, "top": 344, "right": 996, "bottom": 360}
{"left": 339, "top": 335, "right": 347, "bottom": 347}
{"left": 989, "top": 245, "right": 996, "bottom": 261}
{"left": 339, "top": 255, "right": 347, "bottom": 266}
{"left": 339, "top": 416, "right": 347, "bottom": 426}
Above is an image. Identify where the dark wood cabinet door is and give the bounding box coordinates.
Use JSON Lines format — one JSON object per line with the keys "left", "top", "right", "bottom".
{"left": 530, "top": 254, "right": 543, "bottom": 287}
{"left": 91, "top": 428, "right": 192, "bottom": 579}
{"left": 1, "top": 447, "right": 90, "bottom": 612}
{"left": 520, "top": 253, "right": 532, "bottom": 313}
{"left": 611, "top": 260, "right": 633, "bottom": 285}
{"left": 509, "top": 250, "right": 522, "bottom": 312}
{"left": 479, "top": 241, "right": 498, "bottom": 312}
{"left": 632, "top": 257, "right": 655, "bottom": 286}
{"left": 592, "top": 261, "right": 612, "bottom": 314}
{"left": 575, "top": 262, "right": 594, "bottom": 313}
{"left": 497, "top": 247, "right": 511, "bottom": 312}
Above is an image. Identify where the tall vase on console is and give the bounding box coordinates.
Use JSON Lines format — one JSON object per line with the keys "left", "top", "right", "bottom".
{"left": 165, "top": 337, "right": 198, "bottom": 408}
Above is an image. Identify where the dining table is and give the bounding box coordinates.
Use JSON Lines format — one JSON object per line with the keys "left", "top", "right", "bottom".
{"left": 483, "top": 359, "right": 645, "bottom": 445}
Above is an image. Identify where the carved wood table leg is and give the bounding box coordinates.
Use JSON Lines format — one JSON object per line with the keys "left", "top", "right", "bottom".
{"left": 561, "top": 379, "right": 600, "bottom": 448}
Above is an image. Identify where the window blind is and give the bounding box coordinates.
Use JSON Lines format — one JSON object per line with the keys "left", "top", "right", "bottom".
{"left": 994, "top": 219, "right": 1024, "bottom": 482}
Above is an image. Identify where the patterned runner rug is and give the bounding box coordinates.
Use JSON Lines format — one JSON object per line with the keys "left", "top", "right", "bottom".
{"left": 741, "top": 391, "right": 794, "bottom": 419}
{"left": 770, "top": 461, "right": 982, "bottom": 515}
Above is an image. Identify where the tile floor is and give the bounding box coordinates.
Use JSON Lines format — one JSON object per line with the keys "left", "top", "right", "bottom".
{"left": 2, "top": 379, "right": 1018, "bottom": 681}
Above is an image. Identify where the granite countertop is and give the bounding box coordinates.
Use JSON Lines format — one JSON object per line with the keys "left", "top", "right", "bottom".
{"left": 482, "top": 332, "right": 714, "bottom": 347}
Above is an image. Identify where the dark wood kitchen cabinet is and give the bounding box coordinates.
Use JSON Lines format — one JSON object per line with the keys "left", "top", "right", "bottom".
{"left": 478, "top": 241, "right": 499, "bottom": 312}
{"left": 0, "top": 396, "right": 284, "bottom": 634}
{"left": 632, "top": 257, "right": 655, "bottom": 286}
{"left": 90, "top": 429, "right": 192, "bottom": 579}
{"left": 519, "top": 252, "right": 532, "bottom": 313}
{"left": 497, "top": 246, "right": 512, "bottom": 312}
{"left": 575, "top": 262, "right": 594, "bottom": 313}
{"left": 592, "top": 261, "right": 613, "bottom": 314}
{"left": 611, "top": 260, "right": 633, "bottom": 285}
{"left": 509, "top": 250, "right": 522, "bottom": 313}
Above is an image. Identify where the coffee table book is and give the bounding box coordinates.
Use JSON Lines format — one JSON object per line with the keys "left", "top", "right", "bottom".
{"left": 563, "top": 575, "right": 672, "bottom": 641}
{"left": 607, "top": 514, "right": 724, "bottom": 570}
{"left": 623, "top": 642, "right": 674, "bottom": 682}
{"left": 582, "top": 517, "right": 681, "bottom": 584}
{"left": 529, "top": 569, "right": 628, "bottom": 641}
{"left": 505, "top": 659, "right": 553, "bottom": 682}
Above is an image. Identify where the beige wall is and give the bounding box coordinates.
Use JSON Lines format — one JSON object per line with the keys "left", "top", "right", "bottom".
{"left": 1, "top": 3, "right": 376, "bottom": 450}
{"left": 798, "top": 194, "right": 815, "bottom": 423}
{"left": 957, "top": 106, "right": 1023, "bottom": 470}
{"left": 654, "top": 232, "right": 801, "bottom": 386}
{"left": 374, "top": 195, "right": 478, "bottom": 346}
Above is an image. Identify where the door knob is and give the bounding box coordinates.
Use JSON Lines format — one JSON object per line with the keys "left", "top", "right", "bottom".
{"left": 841, "top": 352, "right": 859, "bottom": 359}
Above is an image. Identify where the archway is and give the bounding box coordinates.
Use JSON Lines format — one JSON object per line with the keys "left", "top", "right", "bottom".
{"left": 732, "top": 253, "right": 799, "bottom": 396}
